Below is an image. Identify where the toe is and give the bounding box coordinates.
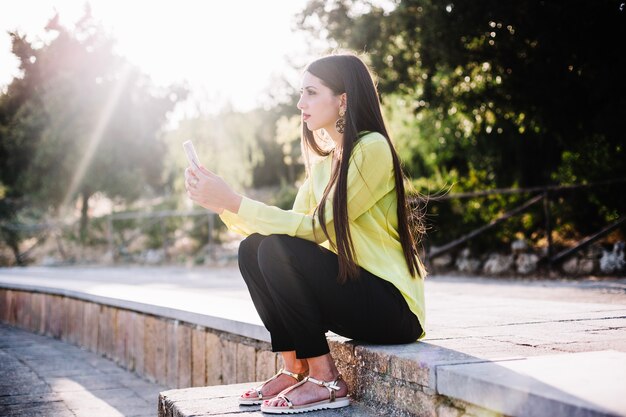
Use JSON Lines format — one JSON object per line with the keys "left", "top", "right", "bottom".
{"left": 241, "top": 389, "right": 254, "bottom": 398}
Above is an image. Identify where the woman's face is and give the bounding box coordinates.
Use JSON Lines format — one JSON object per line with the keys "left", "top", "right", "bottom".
{"left": 297, "top": 71, "right": 344, "bottom": 133}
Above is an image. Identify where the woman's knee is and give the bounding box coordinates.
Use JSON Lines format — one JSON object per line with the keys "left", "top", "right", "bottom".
{"left": 239, "top": 233, "right": 265, "bottom": 258}
{"left": 257, "top": 235, "right": 293, "bottom": 275}
{"left": 238, "top": 233, "right": 266, "bottom": 267}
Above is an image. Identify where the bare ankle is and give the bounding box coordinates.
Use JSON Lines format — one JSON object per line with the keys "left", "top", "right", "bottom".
{"left": 290, "top": 360, "right": 309, "bottom": 373}
{"left": 280, "top": 352, "right": 309, "bottom": 374}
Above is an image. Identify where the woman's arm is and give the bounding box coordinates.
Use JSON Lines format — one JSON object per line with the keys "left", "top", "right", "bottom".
{"left": 207, "top": 138, "right": 395, "bottom": 243}
{"left": 185, "top": 166, "right": 241, "bottom": 214}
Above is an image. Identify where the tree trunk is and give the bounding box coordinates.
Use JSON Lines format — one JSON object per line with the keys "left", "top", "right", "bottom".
{"left": 79, "top": 191, "right": 91, "bottom": 244}
{"left": 7, "top": 234, "right": 23, "bottom": 266}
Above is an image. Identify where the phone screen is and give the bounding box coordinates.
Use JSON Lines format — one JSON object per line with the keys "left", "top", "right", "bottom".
{"left": 183, "top": 140, "right": 201, "bottom": 169}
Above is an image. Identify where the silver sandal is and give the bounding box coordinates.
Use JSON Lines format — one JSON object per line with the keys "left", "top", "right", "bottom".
{"left": 260, "top": 374, "right": 350, "bottom": 414}
{"left": 239, "top": 368, "right": 308, "bottom": 405}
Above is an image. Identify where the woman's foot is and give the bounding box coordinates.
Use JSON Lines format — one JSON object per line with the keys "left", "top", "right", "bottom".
{"left": 239, "top": 368, "right": 308, "bottom": 404}
{"left": 262, "top": 371, "right": 349, "bottom": 410}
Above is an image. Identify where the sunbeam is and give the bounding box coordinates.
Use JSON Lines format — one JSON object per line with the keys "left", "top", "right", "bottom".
{"left": 60, "top": 64, "right": 132, "bottom": 213}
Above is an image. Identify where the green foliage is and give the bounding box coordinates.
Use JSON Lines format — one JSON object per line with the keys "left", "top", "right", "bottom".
{"left": 299, "top": 0, "right": 626, "bottom": 249}
{"left": 0, "top": 9, "right": 185, "bottom": 253}
{"left": 163, "top": 108, "right": 263, "bottom": 203}
{"left": 271, "top": 181, "right": 300, "bottom": 210}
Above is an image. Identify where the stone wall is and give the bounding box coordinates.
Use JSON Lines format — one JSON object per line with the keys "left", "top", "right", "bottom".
{"left": 328, "top": 337, "right": 505, "bottom": 417}
{"left": 0, "top": 289, "right": 282, "bottom": 389}
{"left": 0, "top": 287, "right": 501, "bottom": 417}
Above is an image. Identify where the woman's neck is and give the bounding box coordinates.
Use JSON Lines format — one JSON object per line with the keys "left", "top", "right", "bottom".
{"left": 325, "top": 128, "right": 343, "bottom": 147}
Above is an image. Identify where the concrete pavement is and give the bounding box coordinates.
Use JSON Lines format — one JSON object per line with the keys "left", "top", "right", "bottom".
{"left": 0, "top": 322, "right": 166, "bottom": 417}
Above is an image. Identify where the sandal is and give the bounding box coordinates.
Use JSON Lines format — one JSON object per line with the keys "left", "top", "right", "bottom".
{"left": 239, "top": 368, "right": 308, "bottom": 405}
{"left": 260, "top": 374, "right": 350, "bottom": 414}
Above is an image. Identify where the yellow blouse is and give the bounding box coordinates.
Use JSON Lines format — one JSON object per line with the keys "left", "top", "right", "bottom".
{"left": 219, "top": 131, "right": 426, "bottom": 338}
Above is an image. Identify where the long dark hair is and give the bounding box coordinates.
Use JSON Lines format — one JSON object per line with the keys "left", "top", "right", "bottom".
{"left": 302, "top": 53, "right": 427, "bottom": 283}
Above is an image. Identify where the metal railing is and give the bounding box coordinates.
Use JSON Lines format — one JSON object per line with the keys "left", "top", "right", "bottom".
{"left": 104, "top": 209, "right": 217, "bottom": 262}
{"left": 424, "top": 178, "right": 626, "bottom": 270}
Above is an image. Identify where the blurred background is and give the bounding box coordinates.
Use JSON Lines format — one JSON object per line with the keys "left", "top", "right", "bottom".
{"left": 1, "top": 0, "right": 624, "bottom": 277}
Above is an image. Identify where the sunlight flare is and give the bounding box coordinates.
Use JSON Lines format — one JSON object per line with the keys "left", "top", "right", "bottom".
{"left": 60, "top": 64, "right": 132, "bottom": 212}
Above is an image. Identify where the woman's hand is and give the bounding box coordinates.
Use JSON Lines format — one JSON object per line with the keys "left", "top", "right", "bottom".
{"left": 185, "top": 166, "right": 242, "bottom": 214}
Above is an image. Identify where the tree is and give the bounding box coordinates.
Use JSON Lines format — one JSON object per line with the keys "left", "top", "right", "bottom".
{"left": 0, "top": 8, "right": 185, "bottom": 256}
{"left": 298, "top": 0, "right": 626, "bottom": 241}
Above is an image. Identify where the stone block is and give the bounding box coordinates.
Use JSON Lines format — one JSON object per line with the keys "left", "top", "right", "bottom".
{"left": 159, "top": 382, "right": 382, "bottom": 417}
{"left": 27, "top": 292, "right": 39, "bottom": 331}
{"left": 154, "top": 318, "right": 169, "bottom": 385}
{"left": 145, "top": 315, "right": 167, "bottom": 385}
{"left": 14, "top": 291, "right": 28, "bottom": 329}
{"left": 0, "top": 290, "right": 8, "bottom": 322}
{"left": 85, "top": 302, "right": 100, "bottom": 352}
{"left": 121, "top": 310, "right": 135, "bottom": 371}
{"left": 392, "top": 384, "right": 437, "bottom": 417}
{"left": 437, "top": 403, "right": 462, "bottom": 417}
{"left": 191, "top": 327, "right": 207, "bottom": 387}
{"left": 255, "top": 349, "right": 277, "bottom": 381}
{"left": 66, "top": 298, "right": 83, "bottom": 345}
{"left": 177, "top": 323, "right": 192, "bottom": 388}
{"left": 516, "top": 253, "right": 539, "bottom": 275}
{"left": 97, "top": 305, "right": 116, "bottom": 358}
{"left": 132, "top": 312, "right": 145, "bottom": 374}
{"left": 386, "top": 342, "right": 479, "bottom": 389}
{"left": 482, "top": 253, "right": 514, "bottom": 275}
{"left": 114, "top": 309, "right": 130, "bottom": 365}
{"left": 75, "top": 299, "right": 85, "bottom": 344}
{"left": 60, "top": 297, "right": 71, "bottom": 342}
{"left": 329, "top": 336, "right": 359, "bottom": 388}
{"left": 48, "top": 295, "right": 64, "bottom": 339}
{"left": 6, "top": 290, "right": 17, "bottom": 325}
{"left": 205, "top": 331, "right": 222, "bottom": 385}
{"left": 23, "top": 291, "right": 35, "bottom": 330}
{"left": 166, "top": 321, "right": 179, "bottom": 388}
{"left": 236, "top": 343, "right": 256, "bottom": 383}
{"left": 125, "top": 310, "right": 138, "bottom": 370}
{"left": 337, "top": 362, "right": 358, "bottom": 395}
{"left": 221, "top": 339, "right": 237, "bottom": 384}
{"left": 354, "top": 344, "right": 391, "bottom": 374}
{"left": 437, "top": 350, "right": 626, "bottom": 417}
{"left": 30, "top": 293, "right": 44, "bottom": 333}
{"left": 352, "top": 368, "right": 392, "bottom": 404}
{"left": 43, "top": 293, "right": 53, "bottom": 336}
{"left": 328, "top": 335, "right": 356, "bottom": 365}
{"left": 39, "top": 293, "right": 49, "bottom": 334}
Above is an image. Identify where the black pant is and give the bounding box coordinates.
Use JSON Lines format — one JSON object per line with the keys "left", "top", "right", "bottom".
{"left": 238, "top": 234, "right": 422, "bottom": 359}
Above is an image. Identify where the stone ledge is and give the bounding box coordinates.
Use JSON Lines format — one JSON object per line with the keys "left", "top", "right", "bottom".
{"left": 437, "top": 350, "right": 626, "bottom": 417}
{"left": 0, "top": 280, "right": 270, "bottom": 342}
{"left": 158, "top": 382, "right": 384, "bottom": 417}
{"left": 3, "top": 280, "right": 625, "bottom": 417}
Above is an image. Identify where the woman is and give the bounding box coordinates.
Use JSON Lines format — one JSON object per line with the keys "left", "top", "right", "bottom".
{"left": 185, "top": 52, "right": 427, "bottom": 414}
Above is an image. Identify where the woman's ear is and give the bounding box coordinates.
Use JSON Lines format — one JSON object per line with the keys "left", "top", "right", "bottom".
{"left": 340, "top": 93, "right": 347, "bottom": 111}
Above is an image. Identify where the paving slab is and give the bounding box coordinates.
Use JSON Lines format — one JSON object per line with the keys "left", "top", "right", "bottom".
{"left": 0, "top": 323, "right": 165, "bottom": 417}
{"left": 437, "top": 350, "right": 626, "bottom": 417}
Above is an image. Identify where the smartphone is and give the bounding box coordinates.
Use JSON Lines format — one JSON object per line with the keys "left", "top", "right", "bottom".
{"left": 182, "top": 140, "right": 202, "bottom": 170}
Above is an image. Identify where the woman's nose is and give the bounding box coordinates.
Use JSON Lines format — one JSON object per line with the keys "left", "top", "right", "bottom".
{"left": 297, "top": 96, "right": 305, "bottom": 110}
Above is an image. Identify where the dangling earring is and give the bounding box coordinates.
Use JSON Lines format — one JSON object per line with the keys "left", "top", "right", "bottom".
{"left": 335, "top": 107, "right": 346, "bottom": 134}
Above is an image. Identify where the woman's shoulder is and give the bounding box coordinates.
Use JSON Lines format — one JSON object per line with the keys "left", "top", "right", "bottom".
{"left": 354, "top": 131, "right": 390, "bottom": 155}
{"left": 357, "top": 130, "right": 387, "bottom": 145}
